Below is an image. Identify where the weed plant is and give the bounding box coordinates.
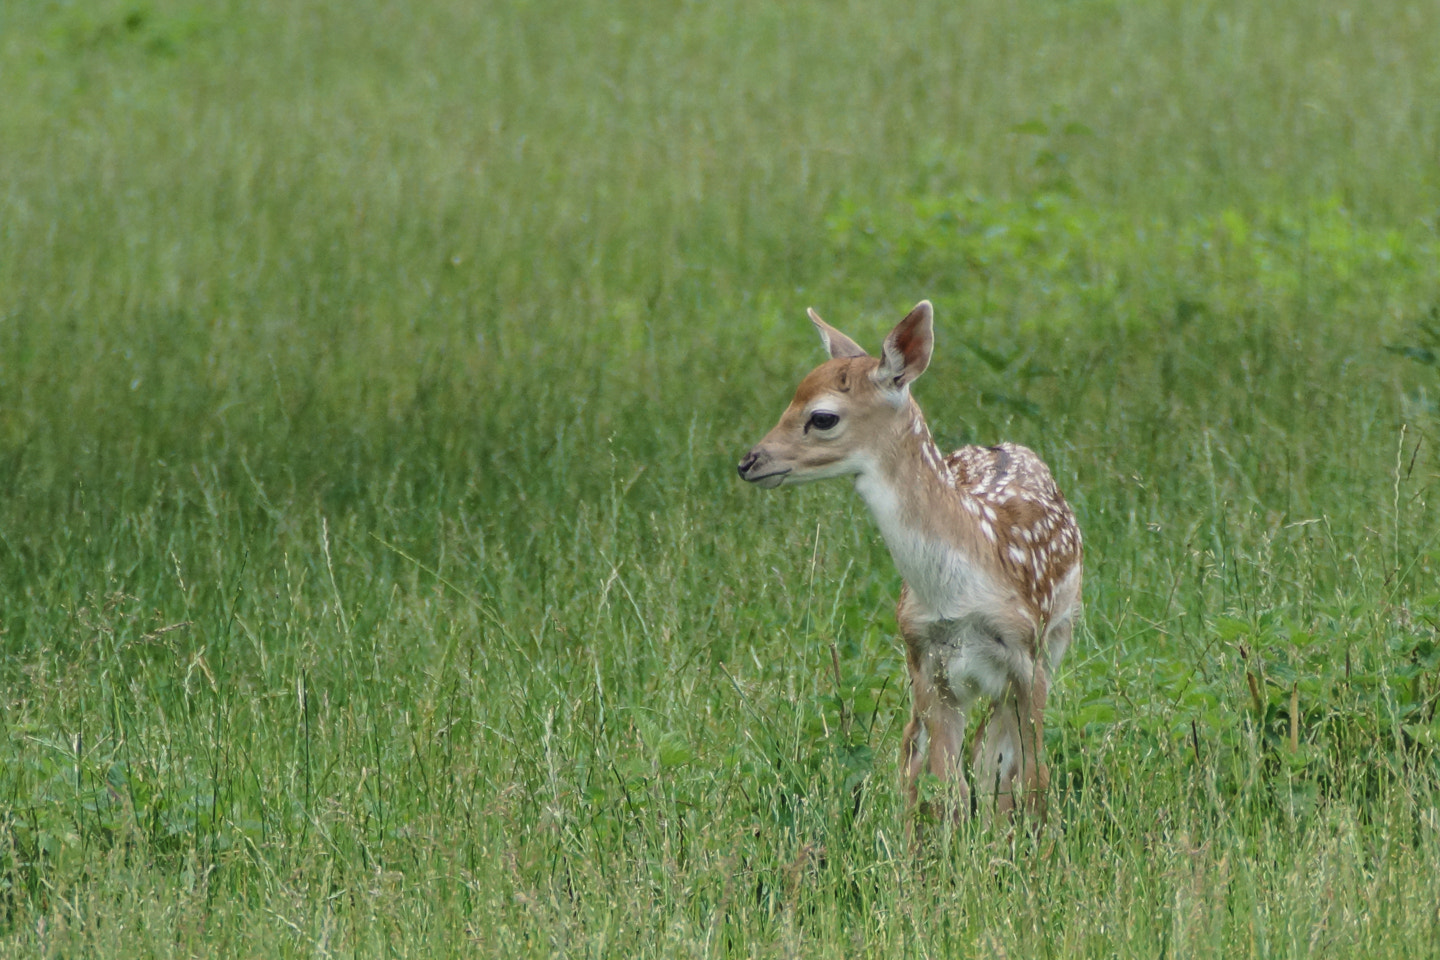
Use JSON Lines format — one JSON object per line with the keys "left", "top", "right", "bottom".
{"left": 1, "top": 0, "right": 1439, "bottom": 956}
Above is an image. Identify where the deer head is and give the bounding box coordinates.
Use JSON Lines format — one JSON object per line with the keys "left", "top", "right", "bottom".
{"left": 737, "top": 301, "right": 934, "bottom": 488}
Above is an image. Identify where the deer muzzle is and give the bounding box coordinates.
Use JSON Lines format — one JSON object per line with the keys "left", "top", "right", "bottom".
{"left": 737, "top": 448, "right": 789, "bottom": 488}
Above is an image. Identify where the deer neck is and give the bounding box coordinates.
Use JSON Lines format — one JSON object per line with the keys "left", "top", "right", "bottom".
{"left": 851, "top": 401, "right": 992, "bottom": 619}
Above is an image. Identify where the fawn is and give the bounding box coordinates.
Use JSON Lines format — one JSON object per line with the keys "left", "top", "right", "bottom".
{"left": 738, "top": 301, "right": 1082, "bottom": 822}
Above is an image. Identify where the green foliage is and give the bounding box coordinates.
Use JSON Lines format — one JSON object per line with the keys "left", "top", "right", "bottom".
{"left": 829, "top": 189, "right": 1433, "bottom": 331}
{"left": 2, "top": 0, "right": 1440, "bottom": 956}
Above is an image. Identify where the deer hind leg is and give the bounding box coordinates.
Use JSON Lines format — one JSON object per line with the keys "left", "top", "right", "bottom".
{"left": 973, "top": 669, "right": 1050, "bottom": 824}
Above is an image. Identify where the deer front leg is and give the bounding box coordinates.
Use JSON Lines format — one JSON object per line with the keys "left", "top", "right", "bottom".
{"left": 903, "top": 655, "right": 971, "bottom": 827}
{"left": 925, "top": 702, "right": 970, "bottom": 815}
{"left": 901, "top": 713, "right": 926, "bottom": 809}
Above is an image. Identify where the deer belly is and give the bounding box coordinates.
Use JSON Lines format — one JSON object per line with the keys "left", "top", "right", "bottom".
{"left": 930, "top": 620, "right": 1030, "bottom": 704}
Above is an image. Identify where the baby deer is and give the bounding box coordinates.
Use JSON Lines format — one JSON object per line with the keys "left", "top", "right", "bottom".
{"left": 738, "top": 301, "right": 1082, "bottom": 823}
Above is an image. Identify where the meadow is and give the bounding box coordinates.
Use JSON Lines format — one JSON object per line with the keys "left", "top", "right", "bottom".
{"left": 2, "top": 0, "right": 1440, "bottom": 955}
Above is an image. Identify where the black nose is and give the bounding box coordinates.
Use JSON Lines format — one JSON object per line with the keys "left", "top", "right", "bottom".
{"left": 738, "top": 450, "right": 760, "bottom": 478}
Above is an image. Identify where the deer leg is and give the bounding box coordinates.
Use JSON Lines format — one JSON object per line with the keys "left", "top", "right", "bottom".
{"left": 900, "top": 712, "right": 926, "bottom": 809}
{"left": 974, "top": 667, "right": 1049, "bottom": 823}
{"left": 902, "top": 657, "right": 970, "bottom": 827}
{"left": 973, "top": 692, "right": 1020, "bottom": 821}
{"left": 925, "top": 701, "right": 970, "bottom": 820}
{"left": 1016, "top": 668, "right": 1050, "bottom": 822}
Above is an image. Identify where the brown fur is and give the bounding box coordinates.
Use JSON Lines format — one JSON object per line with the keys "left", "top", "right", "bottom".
{"left": 740, "top": 301, "right": 1083, "bottom": 828}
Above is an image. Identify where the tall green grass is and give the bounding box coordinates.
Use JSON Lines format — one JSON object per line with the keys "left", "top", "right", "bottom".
{"left": 2, "top": 0, "right": 1439, "bottom": 955}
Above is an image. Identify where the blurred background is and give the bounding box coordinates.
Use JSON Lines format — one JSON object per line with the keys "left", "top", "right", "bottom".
{"left": 1, "top": 0, "right": 1438, "bottom": 954}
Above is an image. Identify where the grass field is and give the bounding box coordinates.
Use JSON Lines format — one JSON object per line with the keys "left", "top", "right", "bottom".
{"left": 3, "top": 0, "right": 1440, "bottom": 955}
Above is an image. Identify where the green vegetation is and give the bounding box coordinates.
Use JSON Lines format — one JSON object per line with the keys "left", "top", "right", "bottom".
{"left": 3, "top": 0, "right": 1439, "bottom": 955}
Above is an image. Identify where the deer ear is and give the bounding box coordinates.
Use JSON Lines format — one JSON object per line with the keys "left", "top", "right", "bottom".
{"left": 808, "top": 308, "right": 869, "bottom": 359}
{"left": 873, "top": 301, "right": 933, "bottom": 390}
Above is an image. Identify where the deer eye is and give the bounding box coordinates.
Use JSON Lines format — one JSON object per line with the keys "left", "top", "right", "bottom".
{"left": 806, "top": 412, "right": 840, "bottom": 433}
